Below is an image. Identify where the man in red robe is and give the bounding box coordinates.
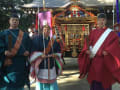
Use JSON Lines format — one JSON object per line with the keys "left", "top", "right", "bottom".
{"left": 78, "top": 13, "right": 120, "bottom": 90}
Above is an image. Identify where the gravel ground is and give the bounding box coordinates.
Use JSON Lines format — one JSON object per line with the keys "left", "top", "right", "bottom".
{"left": 25, "top": 58, "right": 120, "bottom": 90}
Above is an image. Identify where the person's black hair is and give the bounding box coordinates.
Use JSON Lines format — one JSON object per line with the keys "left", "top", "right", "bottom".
{"left": 10, "top": 13, "right": 19, "bottom": 19}
{"left": 97, "top": 13, "right": 106, "bottom": 19}
{"left": 42, "top": 25, "right": 50, "bottom": 31}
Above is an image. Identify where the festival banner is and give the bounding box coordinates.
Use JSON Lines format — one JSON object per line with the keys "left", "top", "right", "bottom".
{"left": 38, "top": 11, "right": 52, "bottom": 37}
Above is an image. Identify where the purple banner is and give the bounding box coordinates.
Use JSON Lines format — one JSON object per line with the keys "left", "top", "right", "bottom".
{"left": 38, "top": 11, "right": 52, "bottom": 37}
{"left": 38, "top": 11, "right": 52, "bottom": 29}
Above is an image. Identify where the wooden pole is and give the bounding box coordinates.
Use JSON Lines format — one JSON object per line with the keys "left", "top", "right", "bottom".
{"left": 43, "top": 0, "right": 46, "bottom": 11}
{"left": 38, "top": 7, "right": 40, "bottom": 33}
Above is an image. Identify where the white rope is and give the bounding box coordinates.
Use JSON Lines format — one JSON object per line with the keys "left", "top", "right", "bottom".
{"left": 113, "top": 0, "right": 115, "bottom": 30}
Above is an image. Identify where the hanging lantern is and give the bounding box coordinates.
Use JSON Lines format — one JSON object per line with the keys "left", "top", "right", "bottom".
{"left": 68, "top": 14, "right": 71, "bottom": 18}
{"left": 28, "top": 11, "right": 31, "bottom": 14}
{"left": 82, "top": 25, "right": 85, "bottom": 31}
{"left": 24, "top": 11, "right": 27, "bottom": 14}
{"left": 71, "top": 11, "right": 73, "bottom": 17}
{"left": 65, "top": 25, "right": 67, "bottom": 31}
{"left": 74, "top": 10, "right": 76, "bottom": 14}
{"left": 32, "top": 10, "right": 36, "bottom": 14}
{"left": 78, "top": 11, "right": 80, "bottom": 17}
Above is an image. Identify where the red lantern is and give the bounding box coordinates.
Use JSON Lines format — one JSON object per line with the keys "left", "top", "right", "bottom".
{"left": 74, "top": 11, "right": 76, "bottom": 14}
{"left": 71, "top": 12, "right": 73, "bottom": 17}
{"left": 78, "top": 11, "right": 80, "bottom": 17}
{"left": 65, "top": 25, "right": 67, "bottom": 31}
{"left": 82, "top": 25, "right": 85, "bottom": 31}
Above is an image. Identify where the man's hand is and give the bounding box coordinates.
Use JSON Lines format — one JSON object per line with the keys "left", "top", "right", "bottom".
{"left": 102, "top": 51, "right": 108, "bottom": 56}
{"left": 4, "top": 58, "right": 12, "bottom": 66}
{"left": 52, "top": 54, "right": 57, "bottom": 58}
{"left": 41, "top": 54, "right": 46, "bottom": 59}
{"left": 86, "top": 50, "right": 91, "bottom": 54}
{"left": 41, "top": 54, "right": 57, "bottom": 59}
{"left": 5, "top": 50, "right": 14, "bottom": 57}
{"left": 24, "top": 51, "right": 29, "bottom": 56}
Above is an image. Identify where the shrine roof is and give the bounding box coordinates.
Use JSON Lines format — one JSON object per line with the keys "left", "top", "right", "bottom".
{"left": 22, "top": 0, "right": 115, "bottom": 8}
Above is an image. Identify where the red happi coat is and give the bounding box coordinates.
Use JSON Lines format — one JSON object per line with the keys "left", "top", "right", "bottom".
{"left": 78, "top": 27, "right": 120, "bottom": 88}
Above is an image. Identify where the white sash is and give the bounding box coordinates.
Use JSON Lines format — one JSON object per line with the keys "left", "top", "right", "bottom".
{"left": 90, "top": 28, "right": 112, "bottom": 58}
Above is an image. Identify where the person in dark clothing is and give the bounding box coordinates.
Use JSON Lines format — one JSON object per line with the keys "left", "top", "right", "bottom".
{"left": 0, "top": 13, "right": 31, "bottom": 90}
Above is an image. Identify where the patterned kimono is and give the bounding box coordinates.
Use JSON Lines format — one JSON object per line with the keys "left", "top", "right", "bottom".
{"left": 30, "top": 35, "right": 63, "bottom": 90}
{"left": 0, "top": 29, "right": 31, "bottom": 90}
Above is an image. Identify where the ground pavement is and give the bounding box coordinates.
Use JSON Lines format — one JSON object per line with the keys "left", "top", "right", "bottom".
{"left": 25, "top": 58, "right": 120, "bottom": 90}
